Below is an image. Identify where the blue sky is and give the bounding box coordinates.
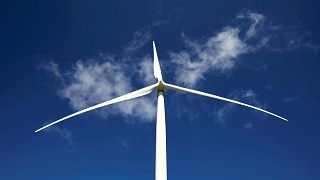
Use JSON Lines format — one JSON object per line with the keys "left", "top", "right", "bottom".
{"left": 1, "top": 0, "right": 320, "bottom": 179}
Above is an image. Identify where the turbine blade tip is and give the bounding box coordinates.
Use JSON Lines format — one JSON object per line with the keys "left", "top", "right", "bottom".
{"left": 278, "top": 116, "right": 288, "bottom": 122}
{"left": 35, "top": 127, "right": 44, "bottom": 133}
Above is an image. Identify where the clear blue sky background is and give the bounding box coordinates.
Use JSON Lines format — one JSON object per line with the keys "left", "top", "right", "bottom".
{"left": 1, "top": 0, "right": 320, "bottom": 179}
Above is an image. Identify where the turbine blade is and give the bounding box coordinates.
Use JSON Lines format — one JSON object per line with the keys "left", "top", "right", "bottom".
{"left": 35, "top": 84, "right": 158, "bottom": 132}
{"left": 153, "top": 41, "right": 163, "bottom": 81}
{"left": 164, "top": 83, "right": 288, "bottom": 121}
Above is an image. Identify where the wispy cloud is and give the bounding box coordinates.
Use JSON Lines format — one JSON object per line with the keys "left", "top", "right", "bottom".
{"left": 170, "top": 26, "right": 250, "bottom": 86}
{"left": 47, "top": 55, "right": 156, "bottom": 123}
{"left": 120, "top": 141, "right": 128, "bottom": 148}
{"left": 124, "top": 27, "right": 152, "bottom": 52}
{"left": 243, "top": 121, "right": 254, "bottom": 130}
{"left": 283, "top": 96, "right": 299, "bottom": 103}
{"left": 42, "top": 21, "right": 167, "bottom": 123}
{"left": 170, "top": 10, "right": 318, "bottom": 87}
{"left": 213, "top": 90, "right": 266, "bottom": 128}
{"left": 39, "top": 61, "right": 65, "bottom": 83}
{"left": 237, "top": 11, "right": 265, "bottom": 38}
{"left": 124, "top": 21, "right": 169, "bottom": 53}
{"left": 137, "top": 55, "right": 157, "bottom": 85}
{"left": 43, "top": 124, "right": 73, "bottom": 144}
{"left": 152, "top": 0, "right": 186, "bottom": 22}
{"left": 268, "top": 25, "right": 319, "bottom": 52}
{"left": 169, "top": 11, "right": 265, "bottom": 87}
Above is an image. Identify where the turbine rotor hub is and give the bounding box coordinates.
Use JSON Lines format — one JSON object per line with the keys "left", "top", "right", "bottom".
{"left": 157, "top": 81, "right": 165, "bottom": 91}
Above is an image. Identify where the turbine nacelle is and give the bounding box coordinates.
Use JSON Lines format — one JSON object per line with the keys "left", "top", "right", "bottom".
{"left": 157, "top": 81, "right": 165, "bottom": 91}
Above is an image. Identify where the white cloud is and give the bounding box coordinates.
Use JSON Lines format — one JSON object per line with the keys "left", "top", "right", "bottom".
{"left": 170, "top": 10, "right": 318, "bottom": 87}
{"left": 170, "top": 27, "right": 249, "bottom": 86}
{"left": 42, "top": 21, "right": 165, "bottom": 124}
{"left": 169, "top": 12, "right": 267, "bottom": 87}
{"left": 59, "top": 57, "right": 130, "bottom": 110}
{"left": 46, "top": 54, "right": 156, "bottom": 123}
{"left": 170, "top": 12, "right": 267, "bottom": 87}
{"left": 137, "top": 55, "right": 157, "bottom": 85}
{"left": 237, "top": 11, "right": 265, "bottom": 38}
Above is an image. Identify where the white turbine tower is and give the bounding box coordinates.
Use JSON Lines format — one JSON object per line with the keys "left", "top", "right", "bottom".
{"left": 35, "top": 41, "right": 287, "bottom": 180}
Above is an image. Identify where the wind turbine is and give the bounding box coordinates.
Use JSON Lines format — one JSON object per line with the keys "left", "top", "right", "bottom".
{"left": 35, "top": 41, "right": 287, "bottom": 180}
